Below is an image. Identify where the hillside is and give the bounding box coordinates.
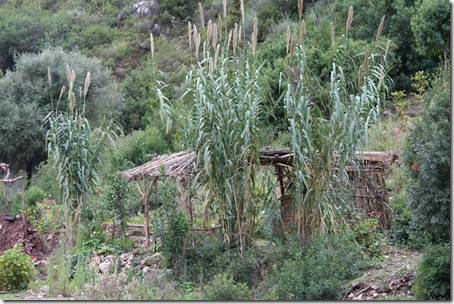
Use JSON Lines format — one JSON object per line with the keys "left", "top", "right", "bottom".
{"left": 0, "top": 0, "right": 450, "bottom": 301}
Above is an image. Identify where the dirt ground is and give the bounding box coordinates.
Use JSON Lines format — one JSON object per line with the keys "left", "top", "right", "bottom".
{"left": 0, "top": 213, "right": 54, "bottom": 260}
{"left": 344, "top": 244, "right": 423, "bottom": 300}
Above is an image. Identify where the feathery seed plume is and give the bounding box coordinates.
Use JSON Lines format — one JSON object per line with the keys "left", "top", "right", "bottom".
{"left": 346, "top": 6, "right": 353, "bottom": 36}
{"left": 188, "top": 21, "right": 192, "bottom": 48}
{"left": 84, "top": 71, "right": 91, "bottom": 97}
{"left": 240, "top": 0, "right": 245, "bottom": 24}
{"left": 298, "top": 0, "right": 303, "bottom": 20}
{"left": 199, "top": 3, "right": 205, "bottom": 28}
{"left": 59, "top": 85, "right": 66, "bottom": 100}
{"left": 286, "top": 25, "right": 290, "bottom": 54}
{"left": 375, "top": 15, "right": 385, "bottom": 44}
{"left": 47, "top": 67, "right": 51, "bottom": 88}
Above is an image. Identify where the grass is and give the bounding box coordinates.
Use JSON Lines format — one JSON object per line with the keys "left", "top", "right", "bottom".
{"left": 0, "top": 293, "right": 23, "bottom": 300}
{"left": 367, "top": 115, "right": 407, "bottom": 152}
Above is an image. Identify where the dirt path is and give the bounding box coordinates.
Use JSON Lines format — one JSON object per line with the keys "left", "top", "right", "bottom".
{"left": 345, "top": 244, "right": 423, "bottom": 300}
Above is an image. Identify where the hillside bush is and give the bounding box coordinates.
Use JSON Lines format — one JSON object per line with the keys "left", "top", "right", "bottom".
{"left": 0, "top": 245, "right": 36, "bottom": 291}
{"left": 402, "top": 72, "right": 450, "bottom": 242}
{"left": 413, "top": 243, "right": 450, "bottom": 300}
{"left": 203, "top": 273, "right": 253, "bottom": 301}
{"left": 274, "top": 233, "right": 366, "bottom": 300}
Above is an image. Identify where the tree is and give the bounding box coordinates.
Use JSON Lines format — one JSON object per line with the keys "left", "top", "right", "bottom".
{"left": 0, "top": 47, "right": 121, "bottom": 178}
{"left": 402, "top": 70, "right": 450, "bottom": 242}
{"left": 0, "top": 3, "right": 51, "bottom": 72}
{"left": 410, "top": 0, "right": 450, "bottom": 88}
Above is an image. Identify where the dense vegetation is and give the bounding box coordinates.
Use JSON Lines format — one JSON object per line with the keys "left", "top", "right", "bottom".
{"left": 0, "top": 0, "right": 450, "bottom": 300}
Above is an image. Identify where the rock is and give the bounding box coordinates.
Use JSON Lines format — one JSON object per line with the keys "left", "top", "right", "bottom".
{"left": 141, "top": 253, "right": 161, "bottom": 266}
{"left": 39, "top": 286, "right": 49, "bottom": 293}
{"left": 37, "top": 293, "right": 46, "bottom": 299}
{"left": 371, "top": 284, "right": 379, "bottom": 290}
{"left": 92, "top": 255, "right": 102, "bottom": 265}
{"left": 99, "top": 262, "right": 111, "bottom": 273}
{"left": 142, "top": 266, "right": 150, "bottom": 274}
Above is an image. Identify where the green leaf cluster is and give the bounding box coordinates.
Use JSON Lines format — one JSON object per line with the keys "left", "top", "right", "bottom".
{"left": 402, "top": 72, "right": 450, "bottom": 242}
{"left": 0, "top": 245, "right": 36, "bottom": 291}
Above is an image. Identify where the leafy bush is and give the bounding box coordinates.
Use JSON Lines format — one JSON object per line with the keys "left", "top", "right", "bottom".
{"left": 0, "top": 245, "right": 36, "bottom": 291}
{"left": 351, "top": 216, "right": 383, "bottom": 258}
{"left": 151, "top": 179, "right": 188, "bottom": 273}
{"left": 413, "top": 243, "right": 450, "bottom": 300}
{"left": 28, "top": 197, "right": 64, "bottom": 234}
{"left": 389, "top": 189, "right": 427, "bottom": 249}
{"left": 402, "top": 74, "right": 450, "bottom": 242}
{"left": 274, "top": 233, "right": 366, "bottom": 300}
{"left": 203, "top": 273, "right": 253, "bottom": 300}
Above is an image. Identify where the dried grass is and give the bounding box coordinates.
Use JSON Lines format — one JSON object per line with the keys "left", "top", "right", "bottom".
{"left": 375, "top": 16, "right": 385, "bottom": 44}
{"left": 346, "top": 6, "right": 353, "bottom": 36}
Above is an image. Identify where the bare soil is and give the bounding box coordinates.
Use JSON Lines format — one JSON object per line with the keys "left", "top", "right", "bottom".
{"left": 345, "top": 244, "right": 423, "bottom": 300}
{"left": 0, "top": 213, "right": 52, "bottom": 259}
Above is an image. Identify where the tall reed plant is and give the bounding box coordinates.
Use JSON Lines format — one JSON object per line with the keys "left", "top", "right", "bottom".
{"left": 45, "top": 65, "right": 109, "bottom": 251}
{"left": 160, "top": 10, "right": 268, "bottom": 252}
{"left": 283, "top": 9, "right": 391, "bottom": 237}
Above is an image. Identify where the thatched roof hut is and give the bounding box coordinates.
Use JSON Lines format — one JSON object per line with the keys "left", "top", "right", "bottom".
{"left": 121, "top": 150, "right": 196, "bottom": 247}
{"left": 121, "top": 148, "right": 398, "bottom": 246}
{"left": 122, "top": 150, "right": 196, "bottom": 182}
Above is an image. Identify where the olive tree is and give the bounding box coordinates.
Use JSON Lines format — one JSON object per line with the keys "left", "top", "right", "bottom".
{"left": 0, "top": 47, "right": 121, "bottom": 178}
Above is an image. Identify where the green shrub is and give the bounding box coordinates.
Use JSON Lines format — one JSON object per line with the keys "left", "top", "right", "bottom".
{"left": 351, "top": 216, "right": 383, "bottom": 258}
{"left": 413, "top": 243, "right": 450, "bottom": 300}
{"left": 0, "top": 245, "right": 36, "bottom": 291}
{"left": 203, "top": 273, "right": 253, "bottom": 300}
{"left": 389, "top": 190, "right": 428, "bottom": 249}
{"left": 402, "top": 73, "right": 450, "bottom": 242}
{"left": 151, "top": 179, "right": 188, "bottom": 274}
{"left": 275, "top": 233, "right": 366, "bottom": 300}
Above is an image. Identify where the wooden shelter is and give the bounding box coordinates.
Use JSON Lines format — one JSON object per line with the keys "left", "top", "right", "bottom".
{"left": 121, "top": 148, "right": 398, "bottom": 246}
{"left": 121, "top": 151, "right": 196, "bottom": 247}
{"left": 258, "top": 148, "right": 399, "bottom": 230}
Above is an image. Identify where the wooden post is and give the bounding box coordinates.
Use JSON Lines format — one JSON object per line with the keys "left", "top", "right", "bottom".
{"left": 22, "top": 178, "right": 25, "bottom": 234}
{"left": 2, "top": 181, "right": 7, "bottom": 213}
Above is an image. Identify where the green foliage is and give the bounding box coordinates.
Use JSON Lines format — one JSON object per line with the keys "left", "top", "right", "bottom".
{"left": 410, "top": 71, "right": 429, "bottom": 101}
{"left": 203, "top": 273, "right": 253, "bottom": 300}
{"left": 30, "top": 161, "right": 60, "bottom": 200}
{"left": 159, "top": 0, "right": 198, "bottom": 22}
{"left": 0, "top": 46, "right": 120, "bottom": 175}
{"left": 402, "top": 73, "right": 450, "bottom": 242}
{"left": 46, "top": 244, "right": 75, "bottom": 297}
{"left": 106, "top": 126, "right": 172, "bottom": 171}
{"left": 151, "top": 179, "right": 188, "bottom": 272}
{"left": 46, "top": 64, "right": 111, "bottom": 250}
{"left": 28, "top": 197, "right": 64, "bottom": 235}
{"left": 106, "top": 173, "right": 131, "bottom": 239}
{"left": 274, "top": 233, "right": 366, "bottom": 300}
{"left": 351, "top": 216, "right": 383, "bottom": 258}
{"left": 0, "top": 2, "right": 51, "bottom": 71}
{"left": 162, "top": 48, "right": 267, "bottom": 251}
{"left": 391, "top": 90, "right": 409, "bottom": 119}
{"left": 0, "top": 245, "right": 36, "bottom": 291}
{"left": 411, "top": 0, "right": 450, "bottom": 58}
{"left": 283, "top": 42, "right": 389, "bottom": 236}
{"left": 413, "top": 243, "right": 451, "bottom": 300}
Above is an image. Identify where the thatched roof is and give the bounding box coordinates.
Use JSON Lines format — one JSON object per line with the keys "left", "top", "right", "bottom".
{"left": 121, "top": 148, "right": 398, "bottom": 182}
{"left": 121, "top": 150, "right": 196, "bottom": 182}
